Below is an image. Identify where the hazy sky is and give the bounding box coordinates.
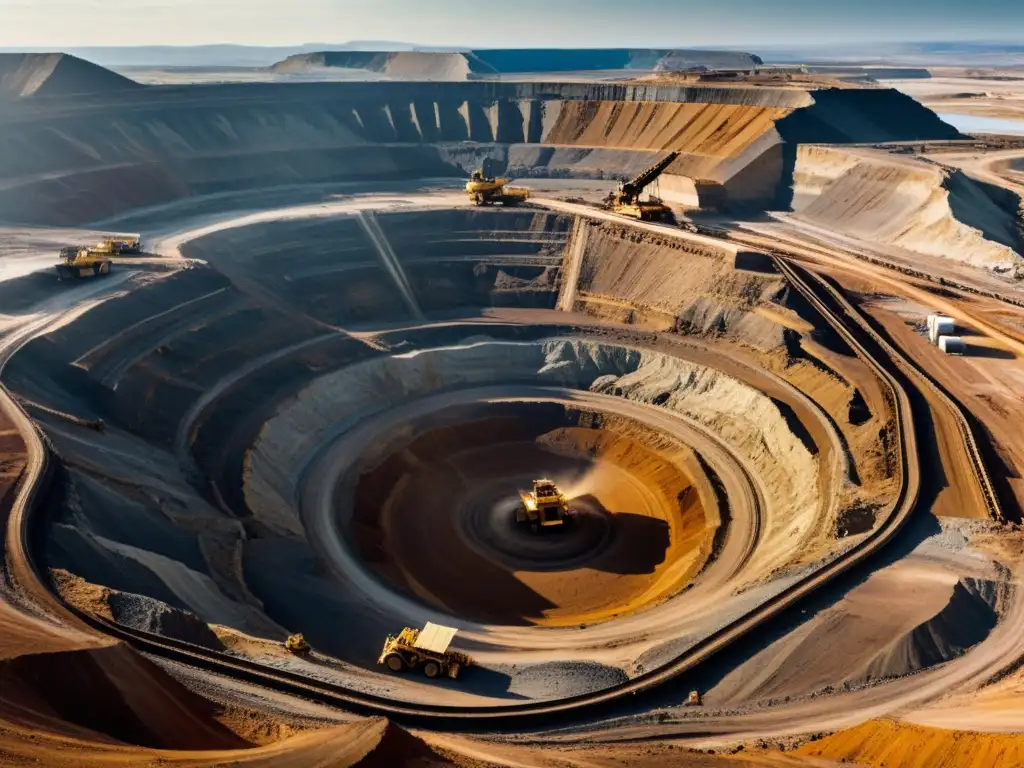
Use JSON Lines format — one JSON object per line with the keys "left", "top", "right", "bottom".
{"left": 1, "top": 0, "right": 1022, "bottom": 48}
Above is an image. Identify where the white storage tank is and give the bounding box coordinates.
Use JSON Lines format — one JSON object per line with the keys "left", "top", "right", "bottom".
{"left": 930, "top": 316, "right": 955, "bottom": 344}
{"left": 938, "top": 335, "right": 966, "bottom": 355}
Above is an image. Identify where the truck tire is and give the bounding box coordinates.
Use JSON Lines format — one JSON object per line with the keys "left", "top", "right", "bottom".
{"left": 384, "top": 653, "right": 405, "bottom": 672}
{"left": 423, "top": 661, "right": 441, "bottom": 679}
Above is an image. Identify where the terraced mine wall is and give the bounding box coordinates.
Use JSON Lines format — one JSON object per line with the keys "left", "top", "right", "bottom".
{"left": 793, "top": 145, "right": 1024, "bottom": 271}
{"left": 0, "top": 81, "right": 961, "bottom": 224}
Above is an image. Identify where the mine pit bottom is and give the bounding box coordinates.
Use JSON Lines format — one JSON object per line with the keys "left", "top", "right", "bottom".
{"left": 349, "top": 409, "right": 714, "bottom": 627}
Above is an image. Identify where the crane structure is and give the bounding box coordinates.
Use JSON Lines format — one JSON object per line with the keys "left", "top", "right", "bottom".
{"left": 610, "top": 151, "right": 680, "bottom": 221}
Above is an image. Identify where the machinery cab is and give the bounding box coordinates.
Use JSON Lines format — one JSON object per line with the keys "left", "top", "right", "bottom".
{"left": 517, "top": 478, "right": 572, "bottom": 530}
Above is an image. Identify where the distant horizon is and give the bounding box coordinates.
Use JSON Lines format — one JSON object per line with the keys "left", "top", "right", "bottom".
{"left": 2, "top": 0, "right": 1022, "bottom": 49}
{"left": 2, "top": 39, "right": 1023, "bottom": 53}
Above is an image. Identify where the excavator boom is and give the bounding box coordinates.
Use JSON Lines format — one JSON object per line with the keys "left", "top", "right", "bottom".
{"left": 612, "top": 150, "right": 680, "bottom": 221}
{"left": 619, "top": 151, "right": 680, "bottom": 200}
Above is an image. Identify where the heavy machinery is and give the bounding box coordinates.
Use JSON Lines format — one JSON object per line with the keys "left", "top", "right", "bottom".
{"left": 55, "top": 246, "right": 112, "bottom": 280}
{"left": 378, "top": 623, "right": 472, "bottom": 680}
{"left": 97, "top": 234, "right": 142, "bottom": 254}
{"left": 516, "top": 478, "right": 573, "bottom": 531}
{"left": 609, "top": 151, "right": 680, "bottom": 221}
{"left": 284, "top": 633, "right": 311, "bottom": 655}
{"left": 465, "top": 168, "right": 530, "bottom": 207}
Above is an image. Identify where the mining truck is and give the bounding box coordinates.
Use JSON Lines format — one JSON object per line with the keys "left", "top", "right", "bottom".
{"left": 97, "top": 234, "right": 142, "bottom": 255}
{"left": 378, "top": 623, "right": 472, "bottom": 680}
{"left": 55, "top": 246, "right": 112, "bottom": 280}
{"left": 609, "top": 151, "right": 679, "bottom": 221}
{"left": 517, "top": 478, "right": 573, "bottom": 531}
{"left": 465, "top": 169, "right": 530, "bottom": 207}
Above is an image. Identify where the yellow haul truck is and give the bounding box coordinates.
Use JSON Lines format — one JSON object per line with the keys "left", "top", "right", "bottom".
{"left": 517, "top": 478, "right": 573, "bottom": 531}
{"left": 378, "top": 623, "right": 472, "bottom": 680}
{"left": 55, "top": 246, "right": 112, "bottom": 280}
{"left": 97, "top": 234, "right": 142, "bottom": 255}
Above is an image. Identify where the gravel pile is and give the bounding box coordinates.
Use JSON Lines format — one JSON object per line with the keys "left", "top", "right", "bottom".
{"left": 506, "top": 661, "right": 628, "bottom": 699}
{"left": 109, "top": 591, "right": 224, "bottom": 650}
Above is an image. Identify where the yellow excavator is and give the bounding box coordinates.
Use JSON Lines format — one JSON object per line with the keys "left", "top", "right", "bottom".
{"left": 55, "top": 246, "right": 112, "bottom": 280}
{"left": 609, "top": 151, "right": 680, "bottom": 221}
{"left": 465, "top": 168, "right": 530, "bottom": 207}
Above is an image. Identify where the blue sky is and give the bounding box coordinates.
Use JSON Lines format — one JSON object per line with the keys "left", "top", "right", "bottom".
{"left": 1, "top": 0, "right": 1022, "bottom": 47}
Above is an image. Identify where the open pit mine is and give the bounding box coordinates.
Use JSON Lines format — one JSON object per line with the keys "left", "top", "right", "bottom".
{"left": 2, "top": 50, "right": 1024, "bottom": 767}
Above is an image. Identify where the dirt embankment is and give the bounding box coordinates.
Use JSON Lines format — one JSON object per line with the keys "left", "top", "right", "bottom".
{"left": 565, "top": 219, "right": 787, "bottom": 346}
{"left": 792, "top": 145, "right": 1024, "bottom": 271}
{"left": 705, "top": 564, "right": 1002, "bottom": 705}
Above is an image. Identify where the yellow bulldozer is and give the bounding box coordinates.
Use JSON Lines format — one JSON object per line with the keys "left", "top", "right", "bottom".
{"left": 465, "top": 169, "right": 530, "bottom": 207}
{"left": 284, "top": 633, "right": 311, "bottom": 655}
{"left": 55, "top": 246, "right": 112, "bottom": 280}
{"left": 609, "top": 151, "right": 679, "bottom": 221}
{"left": 378, "top": 623, "right": 472, "bottom": 680}
{"left": 516, "top": 479, "right": 573, "bottom": 531}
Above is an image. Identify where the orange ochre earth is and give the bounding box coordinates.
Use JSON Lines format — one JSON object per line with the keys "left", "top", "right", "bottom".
{"left": 797, "top": 718, "right": 1024, "bottom": 768}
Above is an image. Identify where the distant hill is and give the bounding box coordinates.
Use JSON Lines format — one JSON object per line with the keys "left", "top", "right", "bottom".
{"left": 0, "top": 42, "right": 455, "bottom": 68}
{"left": 273, "top": 48, "right": 764, "bottom": 79}
{"left": 273, "top": 51, "right": 499, "bottom": 80}
{"left": 471, "top": 48, "right": 763, "bottom": 73}
{"left": 0, "top": 53, "right": 141, "bottom": 98}
{"left": 761, "top": 41, "right": 1024, "bottom": 66}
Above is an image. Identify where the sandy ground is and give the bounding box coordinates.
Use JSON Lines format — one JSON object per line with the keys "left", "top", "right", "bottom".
{"left": 885, "top": 68, "right": 1024, "bottom": 123}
